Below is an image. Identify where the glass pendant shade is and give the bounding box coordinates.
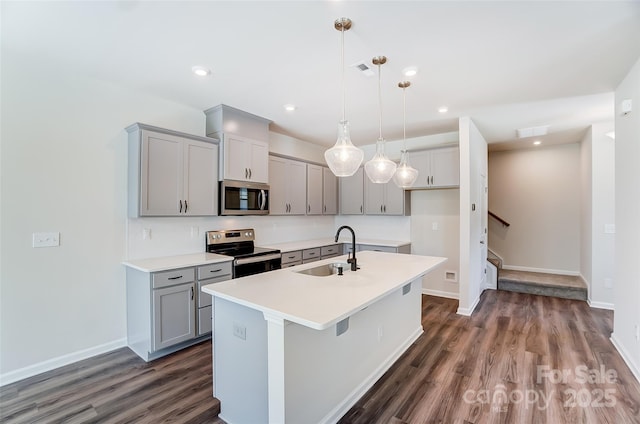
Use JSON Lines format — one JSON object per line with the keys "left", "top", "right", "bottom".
{"left": 324, "top": 120, "right": 364, "bottom": 177}
{"left": 392, "top": 150, "right": 419, "bottom": 188}
{"left": 365, "top": 138, "right": 397, "bottom": 183}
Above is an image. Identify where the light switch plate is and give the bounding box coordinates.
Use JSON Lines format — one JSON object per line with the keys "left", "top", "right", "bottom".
{"left": 33, "top": 232, "right": 60, "bottom": 248}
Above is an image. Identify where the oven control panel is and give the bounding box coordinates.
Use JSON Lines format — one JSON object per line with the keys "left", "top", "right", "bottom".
{"left": 206, "top": 229, "right": 255, "bottom": 245}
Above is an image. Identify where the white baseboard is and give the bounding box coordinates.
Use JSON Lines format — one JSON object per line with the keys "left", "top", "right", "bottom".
{"left": 0, "top": 338, "right": 127, "bottom": 387}
{"left": 422, "top": 288, "right": 459, "bottom": 299}
{"left": 319, "top": 326, "right": 423, "bottom": 424}
{"left": 502, "top": 265, "right": 580, "bottom": 276}
{"left": 587, "top": 298, "right": 615, "bottom": 310}
{"left": 457, "top": 295, "right": 480, "bottom": 316}
{"left": 610, "top": 333, "right": 640, "bottom": 384}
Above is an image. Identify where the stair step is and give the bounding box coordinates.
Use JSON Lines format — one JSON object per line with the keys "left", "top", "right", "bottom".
{"left": 487, "top": 257, "right": 501, "bottom": 269}
{"left": 498, "top": 269, "right": 587, "bottom": 301}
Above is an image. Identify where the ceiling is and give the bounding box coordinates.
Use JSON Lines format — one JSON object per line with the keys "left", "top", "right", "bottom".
{"left": 3, "top": 1, "right": 640, "bottom": 151}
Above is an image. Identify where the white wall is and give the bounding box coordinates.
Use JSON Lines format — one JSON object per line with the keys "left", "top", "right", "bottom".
{"left": 488, "top": 143, "right": 582, "bottom": 274}
{"left": 612, "top": 57, "right": 640, "bottom": 381}
{"left": 0, "top": 51, "right": 206, "bottom": 381}
{"left": 580, "top": 123, "right": 615, "bottom": 309}
{"left": 411, "top": 189, "right": 460, "bottom": 298}
{"left": 458, "top": 117, "right": 487, "bottom": 315}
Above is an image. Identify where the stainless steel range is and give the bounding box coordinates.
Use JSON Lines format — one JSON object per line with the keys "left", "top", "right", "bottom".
{"left": 205, "top": 229, "right": 281, "bottom": 278}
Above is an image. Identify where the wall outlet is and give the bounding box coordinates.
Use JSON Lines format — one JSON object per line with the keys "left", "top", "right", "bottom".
{"left": 377, "top": 326, "right": 383, "bottom": 342}
{"left": 190, "top": 226, "right": 199, "bottom": 239}
{"left": 33, "top": 232, "right": 60, "bottom": 248}
{"left": 432, "top": 222, "right": 438, "bottom": 231}
{"left": 233, "top": 322, "right": 246, "bottom": 340}
{"left": 142, "top": 228, "right": 151, "bottom": 240}
{"left": 604, "top": 278, "right": 613, "bottom": 289}
{"left": 635, "top": 324, "right": 639, "bottom": 342}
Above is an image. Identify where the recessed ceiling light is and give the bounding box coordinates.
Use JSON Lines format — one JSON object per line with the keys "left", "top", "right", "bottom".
{"left": 533, "top": 140, "right": 542, "bottom": 146}
{"left": 438, "top": 106, "right": 448, "bottom": 113}
{"left": 284, "top": 104, "right": 296, "bottom": 112}
{"left": 191, "top": 66, "right": 211, "bottom": 77}
{"left": 402, "top": 66, "right": 418, "bottom": 77}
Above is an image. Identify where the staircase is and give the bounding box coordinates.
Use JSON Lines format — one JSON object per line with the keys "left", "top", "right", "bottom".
{"left": 487, "top": 252, "right": 587, "bottom": 301}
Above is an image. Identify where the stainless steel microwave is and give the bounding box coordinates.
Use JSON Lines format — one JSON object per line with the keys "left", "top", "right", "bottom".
{"left": 219, "top": 180, "right": 269, "bottom": 215}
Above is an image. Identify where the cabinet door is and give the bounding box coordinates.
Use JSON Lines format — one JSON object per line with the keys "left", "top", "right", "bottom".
{"left": 322, "top": 167, "right": 338, "bottom": 215}
{"left": 364, "top": 177, "right": 385, "bottom": 215}
{"left": 410, "top": 150, "right": 432, "bottom": 189}
{"left": 152, "top": 283, "right": 196, "bottom": 351}
{"left": 306, "top": 164, "right": 323, "bottom": 215}
{"left": 384, "top": 182, "right": 405, "bottom": 215}
{"left": 248, "top": 140, "right": 269, "bottom": 183}
{"left": 140, "top": 131, "right": 183, "bottom": 216}
{"left": 223, "top": 135, "right": 250, "bottom": 181}
{"left": 288, "top": 160, "right": 307, "bottom": 215}
{"left": 269, "top": 156, "right": 289, "bottom": 215}
{"left": 339, "top": 167, "right": 364, "bottom": 214}
{"left": 183, "top": 140, "right": 218, "bottom": 215}
{"left": 430, "top": 147, "right": 460, "bottom": 188}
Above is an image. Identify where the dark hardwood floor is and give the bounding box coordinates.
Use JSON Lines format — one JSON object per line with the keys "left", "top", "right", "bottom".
{"left": 2, "top": 290, "right": 639, "bottom": 423}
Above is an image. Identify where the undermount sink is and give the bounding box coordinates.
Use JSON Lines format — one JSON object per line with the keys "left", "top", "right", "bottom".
{"left": 295, "top": 262, "right": 350, "bottom": 277}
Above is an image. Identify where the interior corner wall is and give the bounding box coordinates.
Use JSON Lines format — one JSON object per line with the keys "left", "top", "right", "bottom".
{"left": 488, "top": 143, "right": 581, "bottom": 274}
{"left": 583, "top": 123, "right": 615, "bottom": 309}
{"left": 580, "top": 128, "right": 593, "bottom": 293}
{"left": 457, "top": 117, "right": 487, "bottom": 315}
{"left": 612, "top": 56, "right": 640, "bottom": 381}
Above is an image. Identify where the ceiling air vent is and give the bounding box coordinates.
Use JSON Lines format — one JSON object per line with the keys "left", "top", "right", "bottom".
{"left": 516, "top": 125, "right": 549, "bottom": 138}
{"left": 351, "top": 60, "right": 375, "bottom": 77}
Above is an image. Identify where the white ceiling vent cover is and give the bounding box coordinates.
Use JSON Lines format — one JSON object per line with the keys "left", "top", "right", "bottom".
{"left": 351, "top": 60, "right": 375, "bottom": 77}
{"left": 517, "top": 125, "right": 549, "bottom": 138}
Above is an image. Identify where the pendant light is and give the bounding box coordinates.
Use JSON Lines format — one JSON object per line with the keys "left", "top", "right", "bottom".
{"left": 364, "top": 56, "right": 397, "bottom": 184}
{"left": 324, "top": 18, "right": 364, "bottom": 177}
{"left": 392, "top": 81, "right": 419, "bottom": 188}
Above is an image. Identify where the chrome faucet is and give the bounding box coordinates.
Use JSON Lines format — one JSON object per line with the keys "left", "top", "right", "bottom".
{"left": 335, "top": 225, "right": 358, "bottom": 271}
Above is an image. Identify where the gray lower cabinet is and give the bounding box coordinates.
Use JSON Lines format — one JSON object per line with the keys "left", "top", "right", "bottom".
{"left": 320, "top": 244, "right": 341, "bottom": 259}
{"left": 152, "top": 282, "right": 196, "bottom": 351}
{"left": 196, "top": 262, "right": 232, "bottom": 336}
{"left": 343, "top": 243, "right": 411, "bottom": 255}
{"left": 302, "top": 248, "right": 321, "bottom": 263}
{"left": 126, "top": 262, "right": 231, "bottom": 362}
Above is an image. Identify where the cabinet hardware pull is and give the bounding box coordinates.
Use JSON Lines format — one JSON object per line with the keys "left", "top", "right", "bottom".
{"left": 168, "top": 275, "right": 183, "bottom": 280}
{"left": 324, "top": 205, "right": 326, "bottom": 213}
{"left": 380, "top": 205, "right": 383, "bottom": 213}
{"left": 245, "top": 168, "right": 248, "bottom": 179}
{"left": 431, "top": 175, "right": 434, "bottom": 185}
{"left": 360, "top": 205, "right": 363, "bottom": 213}
{"left": 383, "top": 205, "right": 386, "bottom": 213}
{"left": 288, "top": 255, "right": 295, "bottom": 259}
{"left": 191, "top": 286, "right": 194, "bottom": 300}
{"left": 249, "top": 168, "right": 252, "bottom": 179}
{"left": 179, "top": 200, "right": 182, "bottom": 213}
{"left": 210, "top": 269, "right": 222, "bottom": 273}
{"left": 184, "top": 200, "right": 188, "bottom": 213}
{"left": 308, "top": 204, "right": 311, "bottom": 213}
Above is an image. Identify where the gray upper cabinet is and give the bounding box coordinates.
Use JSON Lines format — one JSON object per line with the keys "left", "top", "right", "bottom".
{"left": 339, "top": 167, "right": 364, "bottom": 215}
{"left": 127, "top": 123, "right": 218, "bottom": 217}
{"left": 322, "top": 167, "right": 338, "bottom": 215}
{"left": 364, "top": 178, "right": 410, "bottom": 216}
{"left": 411, "top": 146, "right": 460, "bottom": 189}
{"left": 306, "top": 164, "right": 323, "bottom": 215}
{"left": 269, "top": 156, "right": 307, "bottom": 215}
{"left": 204, "top": 104, "right": 271, "bottom": 183}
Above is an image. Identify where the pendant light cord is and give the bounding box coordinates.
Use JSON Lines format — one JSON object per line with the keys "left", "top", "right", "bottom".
{"left": 378, "top": 63, "right": 383, "bottom": 140}
{"left": 402, "top": 85, "right": 407, "bottom": 152}
{"left": 341, "top": 26, "right": 346, "bottom": 123}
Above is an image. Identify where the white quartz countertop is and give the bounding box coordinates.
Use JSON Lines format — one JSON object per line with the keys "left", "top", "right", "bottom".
{"left": 202, "top": 251, "right": 446, "bottom": 330}
{"left": 122, "top": 253, "right": 232, "bottom": 273}
{"left": 263, "top": 237, "right": 411, "bottom": 253}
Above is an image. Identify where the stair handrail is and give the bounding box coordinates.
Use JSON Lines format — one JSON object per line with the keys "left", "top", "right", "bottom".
{"left": 488, "top": 211, "right": 510, "bottom": 227}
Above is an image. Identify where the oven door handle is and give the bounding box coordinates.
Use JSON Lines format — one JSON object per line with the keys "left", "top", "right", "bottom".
{"left": 235, "top": 253, "right": 281, "bottom": 266}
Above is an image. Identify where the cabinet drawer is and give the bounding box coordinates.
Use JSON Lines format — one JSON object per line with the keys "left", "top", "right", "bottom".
{"left": 282, "top": 261, "right": 302, "bottom": 268}
{"left": 302, "top": 248, "right": 321, "bottom": 260}
{"left": 281, "top": 250, "right": 303, "bottom": 265}
{"left": 152, "top": 268, "right": 195, "bottom": 289}
{"left": 357, "top": 244, "right": 396, "bottom": 253}
{"left": 198, "top": 305, "right": 212, "bottom": 336}
{"left": 197, "top": 262, "right": 232, "bottom": 280}
{"left": 302, "top": 257, "right": 321, "bottom": 264}
{"left": 321, "top": 244, "right": 341, "bottom": 257}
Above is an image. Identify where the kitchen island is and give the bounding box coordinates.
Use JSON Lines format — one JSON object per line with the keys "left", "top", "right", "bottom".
{"left": 202, "top": 250, "right": 446, "bottom": 424}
